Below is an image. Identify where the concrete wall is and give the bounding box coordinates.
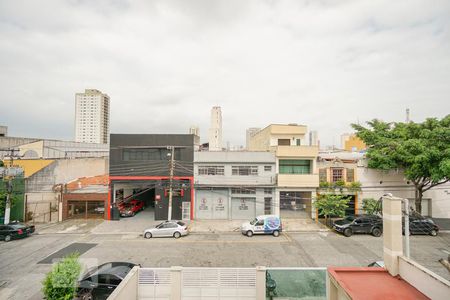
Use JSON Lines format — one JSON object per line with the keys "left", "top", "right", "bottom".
{"left": 398, "top": 256, "right": 450, "bottom": 300}
{"left": 423, "top": 182, "right": 450, "bottom": 218}
{"left": 108, "top": 266, "right": 139, "bottom": 300}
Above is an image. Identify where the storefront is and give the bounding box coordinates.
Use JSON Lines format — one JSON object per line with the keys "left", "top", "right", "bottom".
{"left": 63, "top": 193, "right": 107, "bottom": 220}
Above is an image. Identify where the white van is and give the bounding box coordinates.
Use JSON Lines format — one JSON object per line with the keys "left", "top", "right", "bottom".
{"left": 241, "top": 215, "right": 282, "bottom": 237}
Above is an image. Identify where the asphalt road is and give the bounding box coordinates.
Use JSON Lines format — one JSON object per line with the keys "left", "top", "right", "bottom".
{"left": 0, "top": 231, "right": 449, "bottom": 299}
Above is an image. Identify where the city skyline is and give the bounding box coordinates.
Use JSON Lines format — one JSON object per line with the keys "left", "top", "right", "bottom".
{"left": 1, "top": 1, "right": 449, "bottom": 147}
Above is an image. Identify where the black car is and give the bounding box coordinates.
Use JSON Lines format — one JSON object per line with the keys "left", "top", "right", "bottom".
{"left": 333, "top": 215, "right": 383, "bottom": 237}
{"left": 77, "top": 262, "right": 138, "bottom": 300}
{"left": 404, "top": 217, "right": 439, "bottom": 236}
{"left": 0, "top": 223, "right": 35, "bottom": 242}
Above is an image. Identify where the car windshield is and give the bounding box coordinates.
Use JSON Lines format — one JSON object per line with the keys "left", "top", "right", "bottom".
{"left": 344, "top": 216, "right": 356, "bottom": 222}
{"left": 250, "top": 218, "right": 258, "bottom": 225}
{"left": 177, "top": 221, "right": 185, "bottom": 226}
{"left": 10, "top": 224, "right": 26, "bottom": 229}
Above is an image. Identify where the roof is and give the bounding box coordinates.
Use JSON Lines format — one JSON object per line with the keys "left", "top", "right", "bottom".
{"left": 66, "top": 175, "right": 108, "bottom": 192}
{"left": 328, "top": 267, "right": 429, "bottom": 300}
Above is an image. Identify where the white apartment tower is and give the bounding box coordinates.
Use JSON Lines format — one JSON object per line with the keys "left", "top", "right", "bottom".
{"left": 208, "top": 106, "right": 222, "bottom": 151}
{"left": 75, "top": 89, "right": 110, "bottom": 144}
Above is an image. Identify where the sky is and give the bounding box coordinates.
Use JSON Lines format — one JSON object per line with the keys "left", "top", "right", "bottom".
{"left": 0, "top": 0, "right": 449, "bottom": 148}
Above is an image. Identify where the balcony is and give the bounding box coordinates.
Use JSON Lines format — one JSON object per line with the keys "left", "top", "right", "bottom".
{"left": 271, "top": 145, "right": 319, "bottom": 158}
{"left": 277, "top": 173, "right": 319, "bottom": 188}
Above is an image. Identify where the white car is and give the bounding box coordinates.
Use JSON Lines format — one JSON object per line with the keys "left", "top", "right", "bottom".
{"left": 144, "top": 221, "right": 188, "bottom": 239}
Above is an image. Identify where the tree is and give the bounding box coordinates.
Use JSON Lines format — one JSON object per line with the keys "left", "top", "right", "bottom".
{"left": 315, "top": 194, "right": 350, "bottom": 227}
{"left": 352, "top": 115, "right": 450, "bottom": 213}
{"left": 362, "top": 198, "right": 380, "bottom": 215}
{"left": 42, "top": 253, "right": 82, "bottom": 300}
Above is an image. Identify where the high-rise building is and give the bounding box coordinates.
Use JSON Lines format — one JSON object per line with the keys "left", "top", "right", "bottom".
{"left": 75, "top": 89, "right": 110, "bottom": 144}
{"left": 309, "top": 130, "right": 319, "bottom": 147}
{"left": 246, "top": 127, "right": 260, "bottom": 149}
{"left": 208, "top": 106, "right": 222, "bottom": 151}
{"left": 189, "top": 126, "right": 199, "bottom": 136}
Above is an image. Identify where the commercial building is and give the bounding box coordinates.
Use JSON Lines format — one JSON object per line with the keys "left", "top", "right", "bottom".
{"left": 208, "top": 106, "right": 222, "bottom": 151}
{"left": 248, "top": 124, "right": 319, "bottom": 219}
{"left": 341, "top": 133, "right": 366, "bottom": 152}
{"left": 194, "top": 151, "right": 276, "bottom": 220}
{"left": 75, "top": 89, "right": 110, "bottom": 144}
{"left": 109, "top": 134, "right": 194, "bottom": 221}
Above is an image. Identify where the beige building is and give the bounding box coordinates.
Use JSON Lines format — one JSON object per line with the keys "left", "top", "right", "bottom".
{"left": 248, "top": 124, "right": 319, "bottom": 219}
{"left": 75, "top": 89, "right": 110, "bottom": 144}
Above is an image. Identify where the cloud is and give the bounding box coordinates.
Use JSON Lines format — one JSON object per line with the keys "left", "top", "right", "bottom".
{"left": 0, "top": 0, "right": 449, "bottom": 148}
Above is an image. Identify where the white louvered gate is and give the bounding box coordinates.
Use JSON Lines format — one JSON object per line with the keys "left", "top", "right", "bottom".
{"left": 138, "top": 268, "right": 171, "bottom": 300}
{"left": 181, "top": 268, "right": 257, "bottom": 300}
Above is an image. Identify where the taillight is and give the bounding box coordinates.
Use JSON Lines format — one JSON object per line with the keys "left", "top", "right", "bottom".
{"left": 18, "top": 229, "right": 23, "bottom": 234}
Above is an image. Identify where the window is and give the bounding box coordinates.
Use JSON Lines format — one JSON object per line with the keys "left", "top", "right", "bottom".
{"left": 279, "top": 160, "right": 311, "bottom": 174}
{"left": 264, "top": 166, "right": 272, "bottom": 172}
{"left": 231, "top": 187, "right": 256, "bottom": 194}
{"left": 332, "top": 168, "right": 344, "bottom": 182}
{"left": 278, "top": 139, "right": 291, "bottom": 146}
{"left": 346, "top": 169, "right": 354, "bottom": 182}
{"left": 232, "top": 166, "right": 258, "bottom": 176}
{"left": 264, "top": 197, "right": 272, "bottom": 214}
{"left": 123, "top": 148, "right": 181, "bottom": 161}
{"left": 319, "top": 168, "right": 327, "bottom": 182}
{"left": 296, "top": 139, "right": 301, "bottom": 146}
{"left": 198, "top": 166, "right": 224, "bottom": 175}
{"left": 264, "top": 188, "right": 273, "bottom": 194}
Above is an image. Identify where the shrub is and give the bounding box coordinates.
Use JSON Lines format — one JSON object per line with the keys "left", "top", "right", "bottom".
{"left": 315, "top": 194, "right": 350, "bottom": 227}
{"left": 42, "top": 253, "right": 82, "bottom": 300}
{"left": 347, "top": 181, "right": 362, "bottom": 191}
{"left": 319, "top": 181, "right": 330, "bottom": 189}
{"left": 362, "top": 198, "right": 380, "bottom": 215}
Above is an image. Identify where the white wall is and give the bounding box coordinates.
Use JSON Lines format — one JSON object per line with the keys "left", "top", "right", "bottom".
{"left": 424, "top": 182, "right": 450, "bottom": 218}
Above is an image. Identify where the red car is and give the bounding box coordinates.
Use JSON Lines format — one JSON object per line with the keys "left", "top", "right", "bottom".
{"left": 119, "top": 200, "right": 145, "bottom": 217}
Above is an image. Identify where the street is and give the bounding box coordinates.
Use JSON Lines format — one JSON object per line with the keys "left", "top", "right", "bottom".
{"left": 0, "top": 230, "right": 449, "bottom": 300}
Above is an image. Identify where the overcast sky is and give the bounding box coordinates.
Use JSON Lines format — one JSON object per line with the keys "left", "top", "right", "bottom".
{"left": 0, "top": 0, "right": 449, "bottom": 148}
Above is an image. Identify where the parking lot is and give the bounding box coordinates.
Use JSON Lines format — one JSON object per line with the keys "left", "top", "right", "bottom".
{"left": 0, "top": 223, "right": 449, "bottom": 300}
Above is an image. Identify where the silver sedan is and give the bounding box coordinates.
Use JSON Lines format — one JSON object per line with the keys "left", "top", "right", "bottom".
{"left": 143, "top": 221, "right": 188, "bottom": 239}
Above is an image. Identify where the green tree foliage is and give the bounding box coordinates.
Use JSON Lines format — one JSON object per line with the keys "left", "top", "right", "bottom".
{"left": 362, "top": 198, "right": 380, "bottom": 215}
{"left": 352, "top": 115, "right": 450, "bottom": 213}
{"left": 42, "top": 253, "right": 82, "bottom": 300}
{"left": 315, "top": 194, "right": 350, "bottom": 226}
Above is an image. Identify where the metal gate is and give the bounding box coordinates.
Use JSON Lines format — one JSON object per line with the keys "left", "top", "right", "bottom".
{"left": 181, "top": 268, "right": 256, "bottom": 300}
{"left": 138, "top": 268, "right": 171, "bottom": 300}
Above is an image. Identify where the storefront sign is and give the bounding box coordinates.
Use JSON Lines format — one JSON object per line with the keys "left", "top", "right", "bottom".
{"left": 215, "top": 198, "right": 225, "bottom": 211}
{"left": 199, "top": 198, "right": 209, "bottom": 210}
{"left": 239, "top": 199, "right": 248, "bottom": 211}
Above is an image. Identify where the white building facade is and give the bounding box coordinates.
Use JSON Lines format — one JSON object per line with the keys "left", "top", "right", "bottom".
{"left": 194, "top": 151, "right": 276, "bottom": 220}
{"left": 208, "top": 106, "right": 222, "bottom": 151}
{"left": 75, "top": 89, "right": 110, "bottom": 144}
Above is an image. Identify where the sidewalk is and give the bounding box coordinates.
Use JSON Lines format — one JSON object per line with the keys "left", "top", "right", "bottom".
{"left": 33, "top": 219, "right": 103, "bottom": 234}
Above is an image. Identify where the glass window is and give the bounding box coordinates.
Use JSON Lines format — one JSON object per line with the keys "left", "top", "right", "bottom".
{"left": 278, "top": 139, "right": 291, "bottom": 146}
{"left": 319, "top": 169, "right": 327, "bottom": 182}
{"left": 346, "top": 169, "right": 354, "bottom": 182}
{"left": 332, "top": 168, "right": 343, "bottom": 182}
{"left": 198, "top": 166, "right": 224, "bottom": 175}
{"left": 264, "top": 166, "right": 272, "bottom": 172}
{"left": 231, "top": 166, "right": 258, "bottom": 176}
{"left": 264, "top": 188, "right": 273, "bottom": 194}
{"left": 231, "top": 187, "right": 256, "bottom": 194}
{"left": 123, "top": 148, "right": 181, "bottom": 161}
{"left": 279, "top": 160, "right": 311, "bottom": 174}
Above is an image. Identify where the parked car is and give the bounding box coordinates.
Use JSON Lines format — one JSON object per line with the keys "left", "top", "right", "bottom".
{"left": 333, "top": 215, "right": 383, "bottom": 237}
{"left": 77, "top": 262, "right": 139, "bottom": 300}
{"left": 404, "top": 217, "right": 439, "bottom": 236}
{"left": 0, "top": 223, "right": 35, "bottom": 242}
{"left": 241, "top": 215, "right": 282, "bottom": 237}
{"left": 129, "top": 199, "right": 145, "bottom": 211}
{"left": 144, "top": 220, "right": 188, "bottom": 238}
{"left": 119, "top": 203, "right": 135, "bottom": 217}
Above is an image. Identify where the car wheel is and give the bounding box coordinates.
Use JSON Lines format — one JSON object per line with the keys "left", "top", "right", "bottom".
{"left": 246, "top": 230, "right": 253, "bottom": 237}
{"left": 173, "top": 232, "right": 181, "bottom": 239}
{"left": 430, "top": 229, "right": 438, "bottom": 236}
{"left": 4, "top": 235, "right": 11, "bottom": 242}
{"left": 343, "top": 228, "right": 353, "bottom": 237}
{"left": 144, "top": 232, "right": 152, "bottom": 239}
{"left": 272, "top": 230, "right": 280, "bottom": 237}
{"left": 372, "top": 228, "right": 382, "bottom": 237}
{"left": 79, "top": 289, "right": 93, "bottom": 300}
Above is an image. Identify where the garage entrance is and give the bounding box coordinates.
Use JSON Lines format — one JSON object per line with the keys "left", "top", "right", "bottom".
{"left": 109, "top": 177, "right": 193, "bottom": 221}
{"left": 279, "top": 191, "right": 312, "bottom": 219}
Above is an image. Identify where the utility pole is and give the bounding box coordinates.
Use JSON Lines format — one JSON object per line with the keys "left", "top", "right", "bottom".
{"left": 404, "top": 198, "right": 410, "bottom": 258}
{"left": 167, "top": 146, "right": 175, "bottom": 221}
{"left": 3, "top": 149, "right": 19, "bottom": 225}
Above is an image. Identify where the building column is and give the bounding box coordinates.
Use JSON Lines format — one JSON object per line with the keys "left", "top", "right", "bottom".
{"left": 170, "top": 266, "right": 182, "bottom": 300}
{"left": 256, "top": 266, "right": 266, "bottom": 300}
{"left": 382, "top": 195, "right": 403, "bottom": 276}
